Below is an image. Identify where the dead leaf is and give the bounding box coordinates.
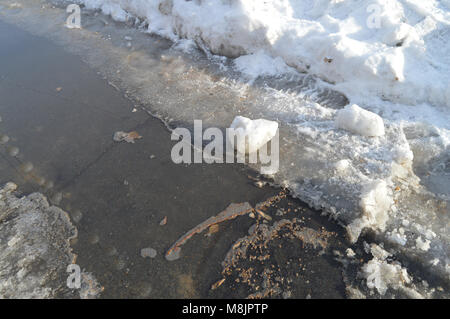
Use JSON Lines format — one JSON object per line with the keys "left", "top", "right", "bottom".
{"left": 255, "top": 209, "right": 272, "bottom": 221}
{"left": 113, "top": 131, "right": 143, "bottom": 143}
{"left": 160, "top": 216, "right": 167, "bottom": 226}
{"left": 211, "top": 278, "right": 225, "bottom": 290}
{"left": 128, "top": 131, "right": 141, "bottom": 139}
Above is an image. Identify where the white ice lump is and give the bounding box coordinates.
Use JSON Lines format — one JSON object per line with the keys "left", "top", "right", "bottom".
{"left": 361, "top": 244, "right": 412, "bottom": 296}
{"left": 347, "top": 180, "right": 393, "bottom": 243}
{"left": 335, "top": 104, "right": 385, "bottom": 137}
{"left": 228, "top": 116, "right": 278, "bottom": 154}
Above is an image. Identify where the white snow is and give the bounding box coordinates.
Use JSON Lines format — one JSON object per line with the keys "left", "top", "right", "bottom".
{"left": 347, "top": 180, "right": 393, "bottom": 243}
{"left": 233, "top": 51, "right": 294, "bottom": 80}
{"left": 334, "top": 159, "right": 350, "bottom": 173}
{"left": 78, "top": 0, "right": 450, "bottom": 111}
{"left": 83, "top": 0, "right": 128, "bottom": 22}
{"left": 335, "top": 104, "right": 385, "bottom": 137}
{"left": 416, "top": 236, "right": 431, "bottom": 251}
{"left": 360, "top": 244, "right": 413, "bottom": 296}
{"left": 346, "top": 248, "right": 356, "bottom": 258}
{"left": 387, "top": 228, "right": 408, "bottom": 246}
{"left": 228, "top": 116, "right": 278, "bottom": 154}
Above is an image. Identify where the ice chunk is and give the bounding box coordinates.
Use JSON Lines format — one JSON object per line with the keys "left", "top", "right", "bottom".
{"left": 346, "top": 248, "right": 356, "bottom": 258}
{"left": 334, "top": 159, "right": 350, "bottom": 173}
{"left": 347, "top": 180, "right": 393, "bottom": 243}
{"left": 392, "top": 142, "right": 414, "bottom": 166}
{"left": 0, "top": 183, "right": 81, "bottom": 298}
{"left": 415, "top": 237, "right": 431, "bottom": 252}
{"left": 228, "top": 116, "right": 278, "bottom": 154}
{"left": 335, "top": 104, "right": 385, "bottom": 137}
{"left": 387, "top": 229, "right": 407, "bottom": 246}
{"left": 360, "top": 244, "right": 412, "bottom": 296}
{"left": 141, "top": 247, "right": 157, "bottom": 258}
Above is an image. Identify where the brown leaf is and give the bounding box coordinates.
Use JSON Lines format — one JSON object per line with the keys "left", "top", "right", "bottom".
{"left": 113, "top": 131, "right": 143, "bottom": 143}
{"left": 211, "top": 278, "right": 225, "bottom": 290}
{"left": 127, "top": 131, "right": 142, "bottom": 140}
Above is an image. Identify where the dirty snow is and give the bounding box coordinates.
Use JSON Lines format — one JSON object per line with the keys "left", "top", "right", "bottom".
{"left": 0, "top": 182, "right": 102, "bottom": 298}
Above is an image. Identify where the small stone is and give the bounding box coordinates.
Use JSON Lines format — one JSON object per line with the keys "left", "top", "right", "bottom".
{"left": 141, "top": 247, "right": 157, "bottom": 258}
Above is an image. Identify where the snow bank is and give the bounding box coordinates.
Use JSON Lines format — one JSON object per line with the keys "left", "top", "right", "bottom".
{"left": 78, "top": 0, "right": 450, "bottom": 109}
{"left": 228, "top": 116, "right": 278, "bottom": 154}
{"left": 335, "top": 104, "right": 385, "bottom": 137}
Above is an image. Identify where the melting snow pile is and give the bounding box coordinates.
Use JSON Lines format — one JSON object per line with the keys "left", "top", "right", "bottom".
{"left": 0, "top": 183, "right": 77, "bottom": 298}
{"left": 69, "top": 0, "right": 450, "bottom": 287}
{"left": 77, "top": 0, "right": 450, "bottom": 110}
{"left": 0, "top": 182, "right": 101, "bottom": 298}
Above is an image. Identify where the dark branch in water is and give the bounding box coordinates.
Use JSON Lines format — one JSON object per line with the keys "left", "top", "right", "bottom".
{"left": 165, "top": 191, "right": 286, "bottom": 261}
